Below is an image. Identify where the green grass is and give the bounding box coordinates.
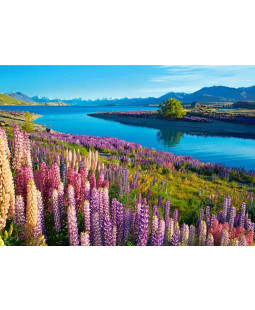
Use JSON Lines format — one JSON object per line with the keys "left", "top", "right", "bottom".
{"left": 0, "top": 93, "right": 28, "bottom": 105}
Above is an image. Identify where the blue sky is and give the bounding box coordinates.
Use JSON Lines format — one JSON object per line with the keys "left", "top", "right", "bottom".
{"left": 0, "top": 65, "right": 255, "bottom": 99}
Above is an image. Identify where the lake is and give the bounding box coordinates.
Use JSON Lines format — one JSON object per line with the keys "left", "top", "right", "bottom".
{"left": 1, "top": 105, "right": 255, "bottom": 171}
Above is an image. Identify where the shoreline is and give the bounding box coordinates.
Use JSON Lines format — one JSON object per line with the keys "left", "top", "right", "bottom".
{"left": 88, "top": 112, "right": 255, "bottom": 140}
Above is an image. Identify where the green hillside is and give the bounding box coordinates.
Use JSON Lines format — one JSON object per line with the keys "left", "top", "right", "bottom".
{"left": 0, "top": 93, "right": 27, "bottom": 105}
{"left": 0, "top": 93, "right": 68, "bottom": 106}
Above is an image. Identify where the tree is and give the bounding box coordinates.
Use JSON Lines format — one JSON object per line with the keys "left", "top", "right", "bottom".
{"left": 22, "top": 111, "right": 34, "bottom": 133}
{"left": 158, "top": 98, "right": 186, "bottom": 118}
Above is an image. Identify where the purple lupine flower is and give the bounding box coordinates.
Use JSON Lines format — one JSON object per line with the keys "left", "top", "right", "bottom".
{"left": 15, "top": 195, "right": 25, "bottom": 240}
{"left": 91, "top": 212, "right": 102, "bottom": 246}
{"left": 52, "top": 189, "right": 62, "bottom": 232}
{"left": 171, "top": 229, "right": 179, "bottom": 246}
{"left": 98, "top": 188, "right": 104, "bottom": 228}
{"left": 90, "top": 188, "right": 99, "bottom": 214}
{"left": 226, "top": 196, "right": 232, "bottom": 222}
{"left": 229, "top": 207, "right": 236, "bottom": 230}
{"left": 137, "top": 204, "right": 149, "bottom": 246}
{"left": 80, "top": 232, "right": 90, "bottom": 246}
{"left": 116, "top": 202, "right": 124, "bottom": 245}
{"left": 67, "top": 185, "right": 76, "bottom": 209}
{"left": 199, "top": 209, "right": 204, "bottom": 222}
{"left": 123, "top": 209, "right": 131, "bottom": 244}
{"left": 111, "top": 198, "right": 118, "bottom": 227}
{"left": 173, "top": 208, "right": 178, "bottom": 223}
{"left": 82, "top": 200, "right": 90, "bottom": 234}
{"left": 103, "top": 214, "right": 114, "bottom": 246}
{"left": 206, "top": 233, "right": 214, "bottom": 246}
{"left": 205, "top": 206, "right": 210, "bottom": 227}
{"left": 67, "top": 204, "right": 79, "bottom": 246}
{"left": 58, "top": 182, "right": 65, "bottom": 218}
{"left": 188, "top": 225, "right": 195, "bottom": 246}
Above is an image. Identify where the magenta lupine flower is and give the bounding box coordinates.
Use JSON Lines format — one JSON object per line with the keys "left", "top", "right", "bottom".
{"left": 116, "top": 202, "right": 124, "bottom": 245}
{"left": 80, "top": 232, "right": 90, "bottom": 246}
{"left": 91, "top": 212, "right": 102, "bottom": 246}
{"left": 173, "top": 208, "right": 178, "bottom": 223}
{"left": 50, "top": 163, "right": 61, "bottom": 189}
{"left": 137, "top": 204, "right": 149, "bottom": 246}
{"left": 36, "top": 190, "right": 45, "bottom": 237}
{"left": 52, "top": 189, "right": 62, "bottom": 232}
{"left": 206, "top": 233, "right": 214, "bottom": 246}
{"left": 15, "top": 195, "right": 25, "bottom": 239}
{"left": 58, "top": 182, "right": 65, "bottom": 218}
{"left": 220, "top": 229, "right": 229, "bottom": 246}
{"left": 82, "top": 200, "right": 90, "bottom": 234}
{"left": 89, "top": 172, "right": 96, "bottom": 190}
{"left": 229, "top": 207, "right": 236, "bottom": 230}
{"left": 97, "top": 172, "right": 104, "bottom": 189}
{"left": 187, "top": 225, "right": 195, "bottom": 246}
{"left": 67, "top": 204, "right": 79, "bottom": 246}
{"left": 103, "top": 215, "right": 114, "bottom": 246}
{"left": 67, "top": 185, "right": 76, "bottom": 209}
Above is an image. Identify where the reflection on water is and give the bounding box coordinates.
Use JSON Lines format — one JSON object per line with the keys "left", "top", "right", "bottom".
{"left": 157, "top": 129, "right": 184, "bottom": 147}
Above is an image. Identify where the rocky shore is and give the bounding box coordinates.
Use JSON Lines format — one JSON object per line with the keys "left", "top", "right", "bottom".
{"left": 88, "top": 111, "right": 255, "bottom": 140}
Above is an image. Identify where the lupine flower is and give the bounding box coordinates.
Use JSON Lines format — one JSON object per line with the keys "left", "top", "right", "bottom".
{"left": 206, "top": 233, "right": 214, "bottom": 246}
{"left": 103, "top": 214, "right": 114, "bottom": 246}
{"left": 36, "top": 190, "right": 45, "bottom": 237}
{"left": 116, "top": 202, "right": 124, "bottom": 245}
{"left": 82, "top": 200, "right": 90, "bottom": 234}
{"left": 25, "top": 180, "right": 38, "bottom": 241}
{"left": 91, "top": 212, "right": 102, "bottom": 246}
{"left": 0, "top": 135, "right": 15, "bottom": 229}
{"left": 80, "top": 232, "right": 90, "bottom": 246}
{"left": 229, "top": 207, "right": 236, "bottom": 230}
{"left": 238, "top": 234, "right": 247, "bottom": 246}
{"left": 123, "top": 209, "right": 131, "bottom": 244}
{"left": 15, "top": 195, "right": 25, "bottom": 239}
{"left": 67, "top": 204, "right": 79, "bottom": 246}
{"left": 198, "top": 221, "right": 207, "bottom": 246}
{"left": 52, "top": 189, "right": 61, "bottom": 232}
{"left": 58, "top": 182, "right": 65, "bottom": 217}
{"left": 171, "top": 230, "right": 179, "bottom": 246}
{"left": 220, "top": 229, "right": 230, "bottom": 246}
{"left": 173, "top": 208, "right": 178, "bottom": 223}
{"left": 188, "top": 225, "right": 195, "bottom": 246}
{"left": 137, "top": 204, "right": 149, "bottom": 246}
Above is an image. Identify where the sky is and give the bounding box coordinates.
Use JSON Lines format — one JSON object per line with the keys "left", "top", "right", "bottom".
{"left": 0, "top": 65, "right": 255, "bottom": 99}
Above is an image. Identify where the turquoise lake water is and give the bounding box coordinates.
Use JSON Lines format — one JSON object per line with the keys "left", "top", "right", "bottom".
{"left": 2, "top": 105, "right": 255, "bottom": 171}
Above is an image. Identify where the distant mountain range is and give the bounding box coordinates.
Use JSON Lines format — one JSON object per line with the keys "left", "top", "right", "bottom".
{"left": 6, "top": 85, "right": 255, "bottom": 106}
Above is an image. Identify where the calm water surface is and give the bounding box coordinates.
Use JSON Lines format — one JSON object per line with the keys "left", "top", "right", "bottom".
{"left": 2, "top": 105, "right": 255, "bottom": 170}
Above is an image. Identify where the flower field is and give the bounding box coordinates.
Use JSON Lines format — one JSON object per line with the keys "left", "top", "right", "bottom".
{"left": 0, "top": 123, "right": 255, "bottom": 246}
